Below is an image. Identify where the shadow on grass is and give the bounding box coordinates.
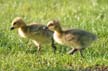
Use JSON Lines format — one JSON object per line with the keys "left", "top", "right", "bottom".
{"left": 82, "top": 65, "right": 108, "bottom": 71}
{"left": 69, "top": 64, "right": 108, "bottom": 71}
{"left": 39, "top": 65, "right": 108, "bottom": 71}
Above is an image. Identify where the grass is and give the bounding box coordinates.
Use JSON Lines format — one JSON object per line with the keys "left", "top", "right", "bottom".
{"left": 0, "top": 0, "right": 108, "bottom": 71}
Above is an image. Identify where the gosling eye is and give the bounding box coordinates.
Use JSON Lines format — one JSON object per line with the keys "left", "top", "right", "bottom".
{"left": 13, "top": 22, "right": 17, "bottom": 25}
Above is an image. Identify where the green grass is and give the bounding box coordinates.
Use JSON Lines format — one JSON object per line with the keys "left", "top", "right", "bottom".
{"left": 0, "top": 0, "right": 108, "bottom": 71}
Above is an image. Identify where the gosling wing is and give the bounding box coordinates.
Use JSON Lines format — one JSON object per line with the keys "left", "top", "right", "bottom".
{"left": 28, "top": 23, "right": 53, "bottom": 36}
{"left": 64, "top": 29, "right": 97, "bottom": 46}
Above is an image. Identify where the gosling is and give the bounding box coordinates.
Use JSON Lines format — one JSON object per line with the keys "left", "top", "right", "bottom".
{"left": 10, "top": 17, "right": 56, "bottom": 52}
{"left": 46, "top": 20, "right": 97, "bottom": 56}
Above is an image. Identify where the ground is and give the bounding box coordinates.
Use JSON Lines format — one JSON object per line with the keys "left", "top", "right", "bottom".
{"left": 0, "top": 0, "right": 108, "bottom": 71}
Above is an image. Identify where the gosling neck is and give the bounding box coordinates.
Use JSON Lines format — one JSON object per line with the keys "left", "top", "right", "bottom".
{"left": 54, "top": 27, "right": 63, "bottom": 36}
{"left": 18, "top": 24, "right": 27, "bottom": 32}
{"left": 20, "top": 22, "right": 27, "bottom": 28}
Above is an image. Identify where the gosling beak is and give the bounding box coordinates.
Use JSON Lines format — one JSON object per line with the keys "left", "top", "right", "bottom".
{"left": 10, "top": 27, "right": 14, "bottom": 30}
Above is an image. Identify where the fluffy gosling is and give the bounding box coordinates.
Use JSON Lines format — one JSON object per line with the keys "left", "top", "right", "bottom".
{"left": 47, "top": 20, "right": 97, "bottom": 56}
{"left": 10, "top": 17, "right": 56, "bottom": 52}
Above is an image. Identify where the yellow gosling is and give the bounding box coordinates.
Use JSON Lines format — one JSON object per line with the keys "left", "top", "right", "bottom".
{"left": 10, "top": 17, "right": 56, "bottom": 52}
{"left": 47, "top": 20, "right": 97, "bottom": 56}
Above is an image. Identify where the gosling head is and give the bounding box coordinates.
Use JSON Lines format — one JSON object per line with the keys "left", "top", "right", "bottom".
{"left": 10, "top": 17, "right": 26, "bottom": 30}
{"left": 47, "top": 20, "right": 62, "bottom": 32}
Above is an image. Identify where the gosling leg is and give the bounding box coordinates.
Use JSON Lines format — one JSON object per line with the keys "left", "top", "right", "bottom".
{"left": 32, "top": 40, "right": 41, "bottom": 52}
{"left": 51, "top": 37, "right": 56, "bottom": 53}
{"left": 67, "top": 48, "right": 78, "bottom": 55}
{"left": 68, "top": 48, "right": 85, "bottom": 57}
